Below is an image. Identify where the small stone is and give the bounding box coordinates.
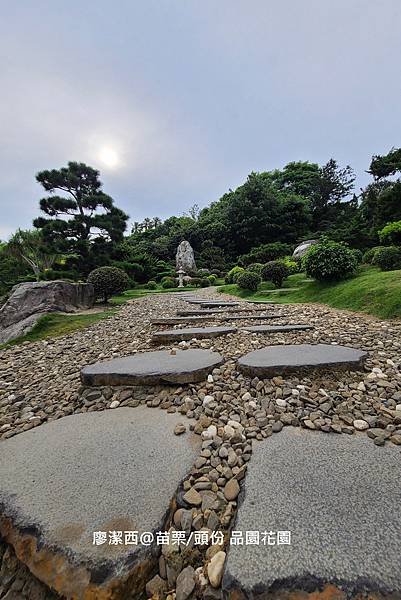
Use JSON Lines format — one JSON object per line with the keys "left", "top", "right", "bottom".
{"left": 174, "top": 423, "right": 186, "bottom": 435}
{"left": 390, "top": 434, "right": 401, "bottom": 445}
{"left": 175, "top": 565, "right": 196, "bottom": 600}
{"left": 109, "top": 400, "right": 120, "bottom": 409}
{"left": 303, "top": 419, "right": 316, "bottom": 430}
{"left": 272, "top": 421, "right": 283, "bottom": 433}
{"left": 183, "top": 487, "right": 202, "bottom": 506}
{"left": 353, "top": 419, "right": 369, "bottom": 431}
{"left": 146, "top": 574, "right": 167, "bottom": 598}
{"left": 224, "top": 478, "right": 240, "bottom": 501}
{"left": 207, "top": 550, "right": 226, "bottom": 588}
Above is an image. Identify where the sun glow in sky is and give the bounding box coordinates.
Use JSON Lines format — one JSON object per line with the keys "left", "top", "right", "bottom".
{"left": 98, "top": 146, "right": 119, "bottom": 169}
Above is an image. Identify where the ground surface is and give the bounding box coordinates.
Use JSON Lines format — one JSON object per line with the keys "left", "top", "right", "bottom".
{"left": 1, "top": 288, "right": 401, "bottom": 598}
{"left": 223, "top": 427, "right": 401, "bottom": 597}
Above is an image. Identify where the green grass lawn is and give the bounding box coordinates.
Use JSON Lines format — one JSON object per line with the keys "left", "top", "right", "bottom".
{"left": 218, "top": 267, "right": 401, "bottom": 320}
{"left": 1, "top": 310, "right": 117, "bottom": 349}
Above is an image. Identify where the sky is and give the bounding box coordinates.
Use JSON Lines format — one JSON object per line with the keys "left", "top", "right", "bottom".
{"left": 1, "top": 0, "right": 401, "bottom": 240}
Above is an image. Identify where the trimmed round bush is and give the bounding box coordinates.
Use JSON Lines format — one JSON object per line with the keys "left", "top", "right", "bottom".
{"left": 247, "top": 263, "right": 264, "bottom": 275}
{"left": 190, "top": 277, "right": 201, "bottom": 287}
{"left": 200, "top": 277, "right": 211, "bottom": 287}
{"left": 363, "top": 246, "right": 385, "bottom": 265}
{"left": 379, "top": 220, "right": 401, "bottom": 245}
{"left": 373, "top": 246, "right": 401, "bottom": 271}
{"left": 261, "top": 261, "right": 289, "bottom": 288}
{"left": 237, "top": 271, "right": 261, "bottom": 292}
{"left": 281, "top": 256, "right": 299, "bottom": 275}
{"left": 87, "top": 266, "right": 130, "bottom": 302}
{"left": 146, "top": 280, "right": 158, "bottom": 289}
{"left": 161, "top": 277, "right": 177, "bottom": 289}
{"left": 302, "top": 239, "right": 357, "bottom": 281}
{"left": 351, "top": 248, "right": 363, "bottom": 264}
{"left": 207, "top": 274, "right": 217, "bottom": 284}
{"left": 226, "top": 266, "right": 245, "bottom": 284}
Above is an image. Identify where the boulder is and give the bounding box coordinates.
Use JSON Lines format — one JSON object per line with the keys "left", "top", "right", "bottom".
{"left": 176, "top": 240, "right": 196, "bottom": 273}
{"left": 0, "top": 280, "right": 94, "bottom": 344}
{"left": 293, "top": 239, "right": 318, "bottom": 259}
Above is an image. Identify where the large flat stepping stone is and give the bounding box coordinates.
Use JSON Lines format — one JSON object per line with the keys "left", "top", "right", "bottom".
{"left": 245, "top": 300, "right": 275, "bottom": 305}
{"left": 223, "top": 428, "right": 401, "bottom": 597}
{"left": 152, "top": 325, "right": 237, "bottom": 343}
{"left": 81, "top": 348, "right": 223, "bottom": 385}
{"left": 0, "top": 407, "right": 201, "bottom": 599}
{"left": 177, "top": 309, "right": 229, "bottom": 316}
{"left": 241, "top": 324, "right": 313, "bottom": 333}
{"left": 151, "top": 316, "right": 217, "bottom": 325}
{"left": 238, "top": 343, "right": 367, "bottom": 376}
{"left": 185, "top": 300, "right": 239, "bottom": 307}
{"left": 222, "top": 314, "right": 286, "bottom": 321}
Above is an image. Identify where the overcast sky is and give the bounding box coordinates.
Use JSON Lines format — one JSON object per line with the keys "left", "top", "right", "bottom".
{"left": 1, "top": 0, "right": 401, "bottom": 239}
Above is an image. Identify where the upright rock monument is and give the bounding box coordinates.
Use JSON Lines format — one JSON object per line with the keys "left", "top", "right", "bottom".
{"left": 293, "top": 239, "right": 317, "bottom": 259}
{"left": 176, "top": 240, "right": 196, "bottom": 273}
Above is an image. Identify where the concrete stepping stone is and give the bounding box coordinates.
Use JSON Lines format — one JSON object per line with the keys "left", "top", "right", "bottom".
{"left": 151, "top": 316, "right": 217, "bottom": 325}
{"left": 152, "top": 326, "right": 237, "bottom": 343}
{"left": 223, "top": 314, "right": 286, "bottom": 321}
{"left": 245, "top": 300, "right": 275, "bottom": 305}
{"left": 0, "top": 407, "right": 201, "bottom": 599}
{"left": 223, "top": 428, "right": 401, "bottom": 597}
{"left": 261, "top": 287, "right": 299, "bottom": 293}
{"left": 81, "top": 349, "right": 223, "bottom": 385}
{"left": 238, "top": 343, "right": 367, "bottom": 376}
{"left": 185, "top": 300, "right": 239, "bottom": 307}
{"left": 241, "top": 324, "right": 313, "bottom": 333}
{"left": 177, "top": 309, "right": 229, "bottom": 316}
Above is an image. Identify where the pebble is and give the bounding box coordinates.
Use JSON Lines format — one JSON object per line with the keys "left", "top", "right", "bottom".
{"left": 207, "top": 551, "right": 226, "bottom": 588}
{"left": 224, "top": 478, "right": 240, "bottom": 501}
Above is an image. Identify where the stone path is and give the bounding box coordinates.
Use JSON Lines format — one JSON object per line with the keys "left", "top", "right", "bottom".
{"left": 0, "top": 407, "right": 200, "bottom": 599}
{"left": 223, "top": 427, "right": 401, "bottom": 598}
{"left": 2, "top": 288, "right": 401, "bottom": 599}
{"left": 81, "top": 349, "right": 224, "bottom": 385}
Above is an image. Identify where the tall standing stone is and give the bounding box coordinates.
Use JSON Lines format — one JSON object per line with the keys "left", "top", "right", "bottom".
{"left": 176, "top": 240, "right": 196, "bottom": 273}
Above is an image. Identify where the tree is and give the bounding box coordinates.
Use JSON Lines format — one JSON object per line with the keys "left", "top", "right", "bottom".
{"left": 87, "top": 266, "right": 130, "bottom": 303}
{"left": 369, "top": 148, "right": 401, "bottom": 179}
{"left": 33, "top": 162, "right": 128, "bottom": 254}
{"left": 7, "top": 229, "right": 58, "bottom": 281}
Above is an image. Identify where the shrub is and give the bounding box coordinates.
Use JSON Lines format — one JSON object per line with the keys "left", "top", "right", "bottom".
{"left": 226, "top": 266, "right": 245, "bottom": 284}
{"left": 247, "top": 263, "right": 264, "bottom": 275}
{"left": 379, "top": 221, "right": 401, "bottom": 245}
{"left": 146, "top": 280, "right": 158, "bottom": 289}
{"left": 87, "top": 266, "right": 130, "bottom": 302}
{"left": 261, "top": 261, "right": 289, "bottom": 288}
{"left": 239, "top": 242, "right": 292, "bottom": 266}
{"left": 190, "top": 277, "right": 201, "bottom": 287}
{"left": 302, "top": 239, "right": 357, "bottom": 282}
{"left": 237, "top": 271, "right": 261, "bottom": 292}
{"left": 207, "top": 274, "right": 217, "bottom": 284}
{"left": 161, "top": 277, "right": 177, "bottom": 289}
{"left": 200, "top": 277, "right": 211, "bottom": 287}
{"left": 373, "top": 246, "right": 401, "bottom": 271}
{"left": 351, "top": 248, "right": 364, "bottom": 264}
{"left": 281, "top": 256, "right": 299, "bottom": 275}
{"left": 363, "top": 246, "right": 385, "bottom": 264}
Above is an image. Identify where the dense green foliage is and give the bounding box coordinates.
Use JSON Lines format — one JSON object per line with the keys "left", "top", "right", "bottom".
{"left": 303, "top": 239, "right": 357, "bottom": 281}
{"left": 261, "top": 261, "right": 289, "bottom": 288}
{"left": 87, "top": 266, "right": 130, "bottom": 302}
{"left": 2, "top": 148, "right": 401, "bottom": 299}
{"left": 379, "top": 221, "right": 401, "bottom": 245}
{"left": 237, "top": 271, "right": 261, "bottom": 291}
{"left": 372, "top": 246, "right": 401, "bottom": 271}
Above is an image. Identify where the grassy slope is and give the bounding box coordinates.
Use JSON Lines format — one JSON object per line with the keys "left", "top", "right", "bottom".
{"left": 219, "top": 267, "right": 401, "bottom": 320}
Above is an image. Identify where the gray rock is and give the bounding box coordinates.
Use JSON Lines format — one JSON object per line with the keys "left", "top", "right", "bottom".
{"left": 292, "top": 239, "right": 318, "bottom": 259}
{"left": 176, "top": 240, "right": 196, "bottom": 273}
{"left": 152, "top": 327, "right": 236, "bottom": 343}
{"left": 0, "top": 281, "right": 94, "bottom": 343}
{"left": 223, "top": 428, "right": 401, "bottom": 597}
{"left": 175, "top": 565, "right": 196, "bottom": 600}
{"left": 0, "top": 407, "right": 200, "bottom": 599}
{"left": 81, "top": 349, "right": 224, "bottom": 386}
{"left": 238, "top": 344, "right": 367, "bottom": 377}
